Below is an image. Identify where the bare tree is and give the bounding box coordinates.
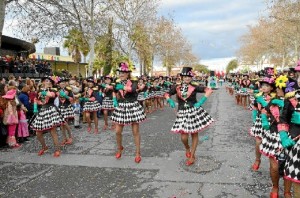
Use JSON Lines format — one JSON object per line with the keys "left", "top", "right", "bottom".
{"left": 154, "top": 17, "right": 195, "bottom": 75}
{"left": 109, "top": 0, "right": 159, "bottom": 60}
{"left": 5, "top": 0, "right": 109, "bottom": 75}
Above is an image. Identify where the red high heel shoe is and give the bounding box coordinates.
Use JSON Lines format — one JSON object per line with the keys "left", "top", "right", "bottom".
{"left": 87, "top": 127, "right": 91, "bottom": 133}
{"left": 38, "top": 146, "right": 49, "bottom": 156}
{"left": 94, "top": 128, "right": 99, "bottom": 134}
{"left": 135, "top": 154, "right": 142, "bottom": 163}
{"left": 252, "top": 159, "right": 261, "bottom": 171}
{"left": 53, "top": 150, "right": 61, "bottom": 157}
{"left": 65, "top": 138, "right": 73, "bottom": 145}
{"left": 186, "top": 157, "right": 195, "bottom": 166}
{"left": 61, "top": 139, "right": 68, "bottom": 146}
{"left": 115, "top": 146, "right": 124, "bottom": 159}
{"left": 185, "top": 149, "right": 191, "bottom": 158}
{"left": 270, "top": 186, "right": 279, "bottom": 198}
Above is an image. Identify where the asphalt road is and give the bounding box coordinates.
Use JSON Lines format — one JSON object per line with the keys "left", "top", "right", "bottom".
{"left": 0, "top": 85, "right": 277, "bottom": 198}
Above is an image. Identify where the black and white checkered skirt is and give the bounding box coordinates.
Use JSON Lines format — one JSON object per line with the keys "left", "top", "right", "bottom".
{"left": 248, "top": 95, "right": 255, "bottom": 110}
{"left": 148, "top": 91, "right": 155, "bottom": 99}
{"left": 238, "top": 90, "right": 249, "bottom": 96}
{"left": 102, "top": 97, "right": 114, "bottom": 110}
{"left": 171, "top": 106, "right": 214, "bottom": 134}
{"left": 59, "top": 104, "right": 75, "bottom": 120}
{"left": 137, "top": 92, "right": 146, "bottom": 101}
{"left": 284, "top": 139, "right": 300, "bottom": 183}
{"left": 83, "top": 101, "right": 101, "bottom": 112}
{"left": 163, "top": 88, "right": 170, "bottom": 93}
{"left": 155, "top": 90, "right": 164, "bottom": 98}
{"left": 111, "top": 101, "right": 146, "bottom": 125}
{"left": 260, "top": 130, "right": 282, "bottom": 159}
{"left": 30, "top": 105, "right": 65, "bottom": 131}
{"left": 249, "top": 117, "right": 263, "bottom": 139}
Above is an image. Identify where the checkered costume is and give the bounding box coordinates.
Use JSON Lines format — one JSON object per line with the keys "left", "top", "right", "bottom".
{"left": 171, "top": 106, "right": 214, "bottom": 134}
{"left": 167, "top": 83, "right": 214, "bottom": 134}
{"left": 137, "top": 83, "right": 147, "bottom": 102}
{"left": 111, "top": 80, "right": 146, "bottom": 125}
{"left": 59, "top": 104, "right": 75, "bottom": 120}
{"left": 249, "top": 94, "right": 271, "bottom": 139}
{"left": 30, "top": 89, "right": 65, "bottom": 131}
{"left": 260, "top": 129, "right": 282, "bottom": 159}
{"left": 250, "top": 117, "right": 264, "bottom": 139}
{"left": 284, "top": 139, "right": 300, "bottom": 182}
{"left": 259, "top": 102, "right": 284, "bottom": 159}
{"left": 102, "top": 97, "right": 114, "bottom": 110}
{"left": 57, "top": 88, "right": 75, "bottom": 120}
{"left": 279, "top": 97, "right": 300, "bottom": 183}
{"left": 101, "top": 86, "right": 114, "bottom": 110}
{"left": 82, "top": 88, "right": 101, "bottom": 112}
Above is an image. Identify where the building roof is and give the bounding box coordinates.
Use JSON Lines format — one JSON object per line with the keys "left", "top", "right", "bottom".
{"left": 1, "top": 35, "right": 36, "bottom": 54}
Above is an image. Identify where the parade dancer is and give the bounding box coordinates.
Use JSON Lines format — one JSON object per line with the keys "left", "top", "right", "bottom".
{"left": 137, "top": 78, "right": 148, "bottom": 112}
{"left": 100, "top": 75, "right": 115, "bottom": 130}
{"left": 164, "top": 67, "right": 214, "bottom": 166}
{"left": 250, "top": 68, "right": 275, "bottom": 171}
{"left": 81, "top": 77, "right": 102, "bottom": 133}
{"left": 163, "top": 76, "right": 173, "bottom": 94}
{"left": 144, "top": 78, "right": 152, "bottom": 114}
{"left": 111, "top": 62, "right": 146, "bottom": 163}
{"left": 240, "top": 74, "right": 251, "bottom": 108}
{"left": 152, "top": 78, "right": 163, "bottom": 111}
{"left": 57, "top": 77, "right": 75, "bottom": 145}
{"left": 277, "top": 62, "right": 300, "bottom": 198}
{"left": 158, "top": 76, "right": 166, "bottom": 108}
{"left": 30, "top": 76, "right": 65, "bottom": 157}
{"left": 258, "top": 75, "right": 292, "bottom": 198}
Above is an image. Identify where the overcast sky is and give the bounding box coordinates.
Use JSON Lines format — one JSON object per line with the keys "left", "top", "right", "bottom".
{"left": 3, "top": 0, "right": 268, "bottom": 70}
{"left": 159, "top": 0, "right": 267, "bottom": 62}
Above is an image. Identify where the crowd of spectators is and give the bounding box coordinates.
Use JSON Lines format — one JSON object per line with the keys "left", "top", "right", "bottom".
{"left": 0, "top": 56, "right": 52, "bottom": 74}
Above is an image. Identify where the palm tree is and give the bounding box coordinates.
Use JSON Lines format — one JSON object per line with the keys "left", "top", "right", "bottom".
{"left": 63, "top": 28, "right": 89, "bottom": 76}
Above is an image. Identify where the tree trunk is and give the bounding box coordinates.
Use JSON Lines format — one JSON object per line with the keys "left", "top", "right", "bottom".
{"left": 0, "top": 1, "right": 6, "bottom": 48}
{"left": 143, "top": 59, "right": 147, "bottom": 75}
{"left": 88, "top": 37, "right": 95, "bottom": 77}
{"left": 150, "top": 54, "right": 154, "bottom": 76}
{"left": 139, "top": 56, "right": 143, "bottom": 76}
{"left": 104, "top": 17, "right": 113, "bottom": 76}
{"left": 77, "top": 62, "right": 80, "bottom": 77}
{"left": 88, "top": 0, "right": 95, "bottom": 77}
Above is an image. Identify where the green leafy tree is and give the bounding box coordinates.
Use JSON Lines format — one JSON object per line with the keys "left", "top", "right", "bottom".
{"left": 131, "top": 21, "right": 154, "bottom": 75}
{"left": 226, "top": 59, "right": 238, "bottom": 73}
{"left": 193, "top": 64, "right": 210, "bottom": 74}
{"left": 63, "top": 28, "right": 89, "bottom": 76}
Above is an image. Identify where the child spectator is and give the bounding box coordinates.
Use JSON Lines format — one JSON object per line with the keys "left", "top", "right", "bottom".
{"left": 72, "top": 96, "right": 81, "bottom": 129}
{"left": 17, "top": 104, "right": 29, "bottom": 142}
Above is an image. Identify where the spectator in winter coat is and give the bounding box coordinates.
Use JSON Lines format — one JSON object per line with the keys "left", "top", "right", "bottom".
{"left": 18, "top": 86, "right": 31, "bottom": 111}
